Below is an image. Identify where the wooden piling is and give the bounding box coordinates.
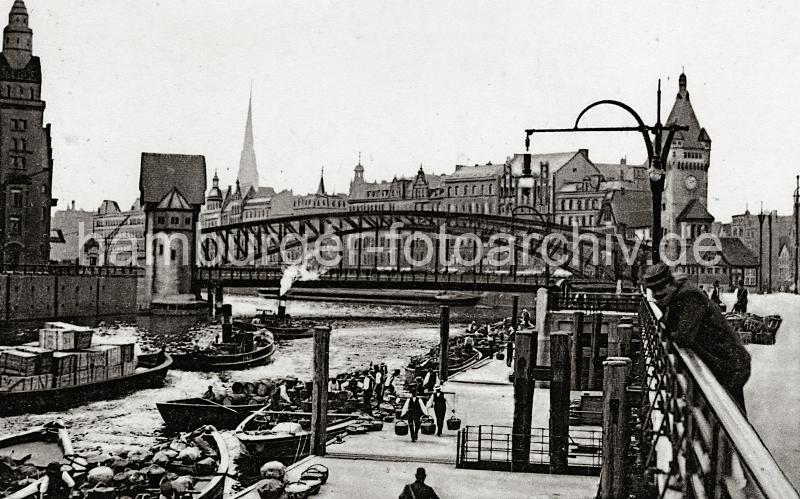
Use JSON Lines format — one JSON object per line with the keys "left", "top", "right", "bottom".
{"left": 511, "top": 295, "right": 519, "bottom": 332}
{"left": 588, "top": 312, "right": 602, "bottom": 390}
{"left": 549, "top": 331, "right": 571, "bottom": 474}
{"left": 570, "top": 312, "right": 584, "bottom": 390}
{"left": 214, "top": 285, "right": 224, "bottom": 319}
{"left": 206, "top": 285, "right": 214, "bottom": 317}
{"left": 535, "top": 287, "right": 551, "bottom": 375}
{"left": 311, "top": 326, "right": 331, "bottom": 456}
{"left": 439, "top": 305, "right": 450, "bottom": 383}
{"left": 608, "top": 322, "right": 621, "bottom": 358}
{"left": 511, "top": 329, "right": 537, "bottom": 471}
{"left": 599, "top": 358, "right": 630, "bottom": 499}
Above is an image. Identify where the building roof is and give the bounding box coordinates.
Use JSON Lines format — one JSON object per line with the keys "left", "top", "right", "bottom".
{"left": 97, "top": 200, "right": 121, "bottom": 215}
{"left": 606, "top": 190, "right": 652, "bottom": 228}
{"left": 719, "top": 237, "right": 758, "bottom": 267}
{"left": 156, "top": 188, "right": 192, "bottom": 210}
{"left": 665, "top": 73, "right": 710, "bottom": 148}
{"left": 677, "top": 199, "right": 714, "bottom": 222}
{"left": 448, "top": 163, "right": 504, "bottom": 180}
{"left": 140, "top": 153, "right": 207, "bottom": 206}
{"left": 507, "top": 151, "right": 582, "bottom": 176}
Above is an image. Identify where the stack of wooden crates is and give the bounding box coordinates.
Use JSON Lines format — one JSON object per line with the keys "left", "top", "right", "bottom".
{"left": 0, "top": 322, "right": 136, "bottom": 392}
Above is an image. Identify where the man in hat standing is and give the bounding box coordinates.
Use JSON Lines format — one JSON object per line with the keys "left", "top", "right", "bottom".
{"left": 734, "top": 279, "right": 748, "bottom": 313}
{"left": 427, "top": 385, "right": 448, "bottom": 436}
{"left": 399, "top": 467, "right": 439, "bottom": 499}
{"left": 643, "top": 263, "right": 751, "bottom": 413}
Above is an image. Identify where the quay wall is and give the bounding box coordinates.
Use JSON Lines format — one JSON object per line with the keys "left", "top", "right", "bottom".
{"left": 0, "top": 274, "right": 138, "bottom": 323}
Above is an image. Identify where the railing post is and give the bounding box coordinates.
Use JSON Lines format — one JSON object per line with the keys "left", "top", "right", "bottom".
{"left": 477, "top": 425, "right": 482, "bottom": 464}
{"left": 589, "top": 312, "right": 602, "bottom": 390}
{"left": 549, "top": 331, "right": 571, "bottom": 474}
{"left": 439, "top": 305, "right": 450, "bottom": 383}
{"left": 571, "top": 311, "right": 584, "bottom": 390}
{"left": 599, "top": 358, "right": 630, "bottom": 499}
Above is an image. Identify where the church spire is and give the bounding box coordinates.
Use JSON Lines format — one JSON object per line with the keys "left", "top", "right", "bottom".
{"left": 237, "top": 87, "right": 259, "bottom": 192}
{"left": 316, "top": 167, "right": 327, "bottom": 196}
{"left": 3, "top": 0, "right": 32, "bottom": 69}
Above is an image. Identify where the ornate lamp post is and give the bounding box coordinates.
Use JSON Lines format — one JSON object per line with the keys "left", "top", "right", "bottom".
{"left": 757, "top": 206, "right": 766, "bottom": 293}
{"left": 524, "top": 80, "right": 688, "bottom": 263}
{"left": 511, "top": 161, "right": 536, "bottom": 279}
{"left": 768, "top": 211, "right": 774, "bottom": 293}
{"left": 794, "top": 176, "right": 799, "bottom": 294}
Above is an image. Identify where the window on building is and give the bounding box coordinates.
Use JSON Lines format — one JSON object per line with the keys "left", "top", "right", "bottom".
{"left": 157, "top": 216, "right": 165, "bottom": 224}
{"left": 184, "top": 217, "right": 191, "bottom": 225}
{"left": 171, "top": 216, "right": 179, "bottom": 224}
{"left": 11, "top": 119, "right": 26, "bottom": 131}
{"left": 11, "top": 155, "right": 24, "bottom": 169}
{"left": 8, "top": 216, "right": 20, "bottom": 235}
{"left": 41, "top": 207, "right": 46, "bottom": 222}
{"left": 10, "top": 189, "right": 22, "bottom": 207}
{"left": 170, "top": 249, "right": 177, "bottom": 261}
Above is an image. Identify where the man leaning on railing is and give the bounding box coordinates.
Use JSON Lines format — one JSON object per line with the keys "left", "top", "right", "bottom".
{"left": 643, "top": 263, "right": 751, "bottom": 415}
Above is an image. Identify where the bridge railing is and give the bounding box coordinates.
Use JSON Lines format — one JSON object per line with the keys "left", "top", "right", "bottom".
{"left": 1, "top": 264, "right": 143, "bottom": 277}
{"left": 193, "top": 265, "right": 549, "bottom": 286}
{"left": 550, "top": 291, "right": 640, "bottom": 313}
{"left": 638, "top": 297, "right": 798, "bottom": 498}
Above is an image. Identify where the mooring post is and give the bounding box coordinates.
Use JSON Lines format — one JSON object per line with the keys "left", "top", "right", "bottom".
{"left": 570, "top": 312, "right": 584, "bottom": 390}
{"left": 511, "top": 329, "right": 537, "bottom": 471}
{"left": 511, "top": 294, "right": 519, "bottom": 332}
{"left": 549, "top": 331, "right": 571, "bottom": 474}
{"left": 439, "top": 305, "right": 450, "bottom": 383}
{"left": 608, "top": 321, "right": 622, "bottom": 358}
{"left": 599, "top": 358, "right": 630, "bottom": 499}
{"left": 311, "top": 325, "right": 331, "bottom": 456}
{"left": 588, "top": 312, "right": 603, "bottom": 390}
{"left": 221, "top": 303, "right": 232, "bottom": 343}
{"left": 534, "top": 287, "right": 550, "bottom": 382}
{"left": 206, "top": 285, "right": 214, "bottom": 317}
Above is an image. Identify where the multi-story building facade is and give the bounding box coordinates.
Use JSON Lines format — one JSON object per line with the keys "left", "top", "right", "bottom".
{"left": 0, "top": 0, "right": 56, "bottom": 265}
{"left": 729, "top": 209, "right": 795, "bottom": 291}
{"left": 348, "top": 160, "right": 444, "bottom": 212}
{"left": 440, "top": 163, "right": 502, "bottom": 214}
{"left": 85, "top": 199, "right": 145, "bottom": 266}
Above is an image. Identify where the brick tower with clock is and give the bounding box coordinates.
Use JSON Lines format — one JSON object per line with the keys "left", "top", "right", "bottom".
{"left": 661, "top": 72, "right": 714, "bottom": 246}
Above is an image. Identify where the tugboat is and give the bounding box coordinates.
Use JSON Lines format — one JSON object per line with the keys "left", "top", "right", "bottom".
{"left": 247, "top": 299, "right": 313, "bottom": 340}
{"left": 169, "top": 329, "right": 276, "bottom": 372}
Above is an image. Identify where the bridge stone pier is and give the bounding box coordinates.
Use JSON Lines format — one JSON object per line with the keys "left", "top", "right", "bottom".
{"left": 139, "top": 153, "right": 208, "bottom": 318}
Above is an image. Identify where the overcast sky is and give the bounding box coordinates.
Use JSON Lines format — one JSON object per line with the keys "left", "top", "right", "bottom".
{"left": 26, "top": 1, "right": 800, "bottom": 220}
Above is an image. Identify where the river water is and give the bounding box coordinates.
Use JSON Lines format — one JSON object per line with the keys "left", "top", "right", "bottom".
{"left": 0, "top": 293, "right": 797, "bottom": 490}
{"left": 0, "top": 297, "right": 467, "bottom": 458}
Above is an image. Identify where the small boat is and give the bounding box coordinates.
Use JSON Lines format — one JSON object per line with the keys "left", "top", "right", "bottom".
{"left": 0, "top": 350, "right": 172, "bottom": 416}
{"left": 181, "top": 429, "right": 230, "bottom": 499}
{"left": 170, "top": 336, "right": 277, "bottom": 372}
{"left": 157, "top": 397, "right": 266, "bottom": 431}
{"left": 2, "top": 422, "right": 81, "bottom": 499}
{"left": 235, "top": 409, "right": 359, "bottom": 464}
{"left": 251, "top": 307, "right": 314, "bottom": 340}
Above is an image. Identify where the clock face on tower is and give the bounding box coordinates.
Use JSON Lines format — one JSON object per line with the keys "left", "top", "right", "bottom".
{"left": 684, "top": 175, "right": 698, "bottom": 191}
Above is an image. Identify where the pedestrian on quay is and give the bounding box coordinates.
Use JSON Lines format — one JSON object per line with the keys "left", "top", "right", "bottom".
{"left": 734, "top": 279, "right": 749, "bottom": 313}
{"left": 373, "top": 365, "right": 384, "bottom": 407}
{"left": 39, "top": 462, "right": 74, "bottom": 499}
{"left": 401, "top": 390, "right": 428, "bottom": 442}
{"left": 521, "top": 308, "right": 531, "bottom": 328}
{"left": 644, "top": 263, "right": 751, "bottom": 414}
{"left": 505, "top": 329, "right": 515, "bottom": 368}
{"left": 399, "top": 467, "right": 440, "bottom": 499}
{"left": 710, "top": 280, "right": 723, "bottom": 308}
{"left": 361, "top": 372, "right": 375, "bottom": 416}
{"left": 427, "top": 385, "right": 447, "bottom": 437}
{"left": 202, "top": 385, "right": 215, "bottom": 400}
{"left": 423, "top": 368, "right": 437, "bottom": 393}
{"left": 415, "top": 375, "right": 425, "bottom": 396}
{"left": 488, "top": 333, "right": 496, "bottom": 359}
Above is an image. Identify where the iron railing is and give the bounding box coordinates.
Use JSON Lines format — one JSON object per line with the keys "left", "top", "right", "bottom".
{"left": 0, "top": 264, "right": 142, "bottom": 277}
{"left": 455, "top": 424, "right": 602, "bottom": 472}
{"left": 551, "top": 292, "right": 640, "bottom": 313}
{"left": 638, "top": 297, "right": 798, "bottom": 498}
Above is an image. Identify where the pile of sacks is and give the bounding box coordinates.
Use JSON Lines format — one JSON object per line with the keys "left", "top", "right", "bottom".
{"left": 78, "top": 426, "right": 219, "bottom": 497}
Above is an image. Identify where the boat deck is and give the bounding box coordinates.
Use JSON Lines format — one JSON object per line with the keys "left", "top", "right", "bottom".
{"left": 234, "top": 358, "right": 600, "bottom": 498}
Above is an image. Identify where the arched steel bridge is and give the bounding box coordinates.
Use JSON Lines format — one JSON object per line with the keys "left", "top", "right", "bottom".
{"left": 196, "top": 209, "right": 649, "bottom": 290}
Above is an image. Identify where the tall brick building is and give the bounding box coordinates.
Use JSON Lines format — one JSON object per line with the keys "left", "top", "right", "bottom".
{"left": 0, "top": 0, "right": 55, "bottom": 264}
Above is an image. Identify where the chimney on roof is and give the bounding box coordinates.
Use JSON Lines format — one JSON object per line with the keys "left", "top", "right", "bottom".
{"left": 71, "top": 200, "right": 75, "bottom": 210}
{"left": 579, "top": 149, "right": 589, "bottom": 158}
{"left": 620, "top": 157, "right": 626, "bottom": 165}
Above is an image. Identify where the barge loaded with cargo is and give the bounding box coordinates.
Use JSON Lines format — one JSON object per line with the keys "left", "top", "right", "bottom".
{"left": 0, "top": 322, "right": 172, "bottom": 416}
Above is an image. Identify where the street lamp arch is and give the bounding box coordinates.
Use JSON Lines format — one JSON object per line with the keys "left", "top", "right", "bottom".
{"left": 573, "top": 99, "right": 654, "bottom": 161}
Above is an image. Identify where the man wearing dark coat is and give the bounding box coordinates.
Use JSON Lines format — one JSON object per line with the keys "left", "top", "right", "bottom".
{"left": 399, "top": 467, "right": 439, "bottom": 499}
{"left": 734, "top": 279, "right": 748, "bottom": 313}
{"left": 644, "top": 263, "right": 751, "bottom": 413}
{"left": 401, "top": 390, "right": 427, "bottom": 442}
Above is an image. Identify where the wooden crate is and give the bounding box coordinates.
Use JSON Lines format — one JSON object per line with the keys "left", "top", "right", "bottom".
{"left": 91, "top": 366, "right": 108, "bottom": 383}
{"left": 75, "top": 369, "right": 90, "bottom": 385}
{"left": 53, "top": 373, "right": 75, "bottom": 388}
{"left": 16, "top": 346, "right": 53, "bottom": 374}
{"left": 95, "top": 345, "right": 121, "bottom": 366}
{"left": 122, "top": 361, "right": 136, "bottom": 376}
{"left": 119, "top": 343, "right": 135, "bottom": 363}
{"left": 52, "top": 352, "right": 77, "bottom": 376}
{"left": 0, "top": 350, "right": 39, "bottom": 376}
{"left": 83, "top": 347, "right": 108, "bottom": 367}
{"left": 107, "top": 365, "right": 122, "bottom": 379}
{"left": 73, "top": 351, "right": 90, "bottom": 370}
{"left": 39, "top": 329, "right": 76, "bottom": 351}
{"left": 0, "top": 374, "right": 53, "bottom": 392}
